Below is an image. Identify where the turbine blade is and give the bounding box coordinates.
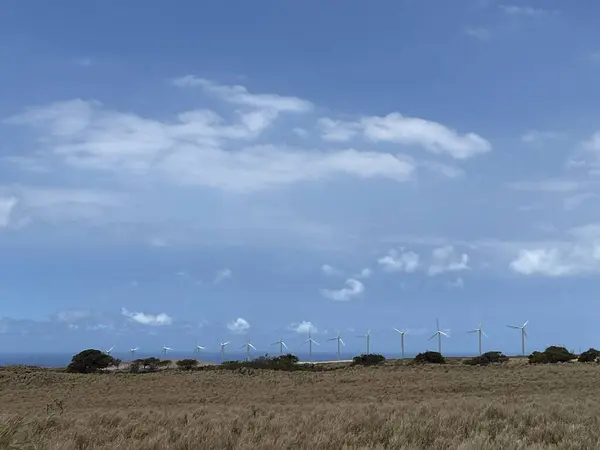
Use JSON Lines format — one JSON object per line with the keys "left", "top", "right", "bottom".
{"left": 436, "top": 318, "right": 440, "bottom": 331}
{"left": 523, "top": 329, "right": 528, "bottom": 338}
{"left": 482, "top": 331, "right": 489, "bottom": 338}
{"left": 327, "top": 337, "right": 337, "bottom": 341}
{"left": 440, "top": 332, "right": 449, "bottom": 337}
{"left": 507, "top": 325, "right": 520, "bottom": 329}
{"left": 282, "top": 342, "right": 288, "bottom": 349}
{"left": 523, "top": 320, "right": 529, "bottom": 327}
{"left": 429, "top": 332, "right": 438, "bottom": 340}
{"left": 340, "top": 339, "right": 346, "bottom": 346}
{"left": 249, "top": 343, "right": 256, "bottom": 350}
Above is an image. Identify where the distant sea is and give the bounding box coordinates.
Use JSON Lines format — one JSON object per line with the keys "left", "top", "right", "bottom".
{"left": 0, "top": 351, "right": 477, "bottom": 368}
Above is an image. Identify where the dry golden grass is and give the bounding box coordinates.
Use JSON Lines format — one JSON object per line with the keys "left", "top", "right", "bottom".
{"left": 1, "top": 359, "right": 600, "bottom": 449}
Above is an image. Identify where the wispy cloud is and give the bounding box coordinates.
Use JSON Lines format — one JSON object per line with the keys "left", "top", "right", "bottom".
{"left": 506, "top": 180, "right": 584, "bottom": 193}
{"left": 520, "top": 129, "right": 562, "bottom": 145}
{"left": 378, "top": 248, "right": 420, "bottom": 273}
{"left": 289, "top": 321, "right": 317, "bottom": 334}
{"left": 428, "top": 246, "right": 470, "bottom": 276}
{"left": 321, "top": 278, "right": 364, "bottom": 301}
{"left": 499, "top": 5, "right": 558, "bottom": 18}
{"left": 227, "top": 317, "right": 250, "bottom": 333}
{"left": 121, "top": 308, "right": 173, "bottom": 326}
{"left": 321, "top": 264, "right": 343, "bottom": 277}
{"left": 465, "top": 27, "right": 492, "bottom": 41}
{"left": 0, "top": 196, "right": 17, "bottom": 227}
{"left": 214, "top": 268, "right": 233, "bottom": 284}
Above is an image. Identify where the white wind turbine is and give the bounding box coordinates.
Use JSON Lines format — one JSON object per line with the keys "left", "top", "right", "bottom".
{"left": 327, "top": 332, "right": 346, "bottom": 361}
{"left": 507, "top": 320, "right": 529, "bottom": 356}
{"left": 302, "top": 329, "right": 320, "bottom": 361}
{"left": 393, "top": 328, "right": 407, "bottom": 358}
{"left": 193, "top": 343, "right": 205, "bottom": 356}
{"left": 219, "top": 341, "right": 230, "bottom": 362}
{"left": 240, "top": 341, "right": 256, "bottom": 361}
{"left": 468, "top": 323, "right": 488, "bottom": 355}
{"left": 161, "top": 346, "right": 173, "bottom": 357}
{"left": 357, "top": 329, "right": 371, "bottom": 354}
{"left": 428, "top": 319, "right": 449, "bottom": 354}
{"left": 130, "top": 347, "right": 139, "bottom": 359}
{"left": 271, "top": 337, "right": 288, "bottom": 355}
{"left": 105, "top": 346, "right": 115, "bottom": 356}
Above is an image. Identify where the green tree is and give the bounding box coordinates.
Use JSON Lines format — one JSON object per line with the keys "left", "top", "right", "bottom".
{"left": 66, "top": 349, "right": 115, "bottom": 373}
{"left": 414, "top": 351, "right": 445, "bottom": 364}
{"left": 578, "top": 348, "right": 600, "bottom": 363}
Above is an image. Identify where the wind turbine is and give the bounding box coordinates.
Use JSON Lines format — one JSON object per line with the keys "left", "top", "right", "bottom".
{"left": 468, "top": 324, "right": 488, "bottom": 355}
{"left": 507, "top": 320, "right": 529, "bottom": 356}
{"left": 327, "top": 332, "right": 346, "bottom": 360}
{"left": 240, "top": 341, "right": 256, "bottom": 361}
{"left": 357, "top": 329, "right": 371, "bottom": 354}
{"left": 394, "top": 328, "right": 407, "bottom": 358}
{"left": 105, "top": 346, "right": 115, "bottom": 356}
{"left": 193, "top": 343, "right": 205, "bottom": 356}
{"left": 219, "top": 341, "right": 230, "bottom": 362}
{"left": 161, "top": 346, "right": 173, "bottom": 357}
{"left": 302, "top": 329, "right": 320, "bottom": 361}
{"left": 130, "top": 347, "right": 139, "bottom": 359}
{"left": 428, "top": 319, "right": 449, "bottom": 354}
{"left": 271, "top": 338, "right": 288, "bottom": 355}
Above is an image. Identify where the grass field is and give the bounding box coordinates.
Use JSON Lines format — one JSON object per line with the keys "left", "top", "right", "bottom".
{"left": 1, "top": 358, "right": 599, "bottom": 449}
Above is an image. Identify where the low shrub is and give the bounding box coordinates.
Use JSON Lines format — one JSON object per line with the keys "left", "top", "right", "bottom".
{"left": 414, "top": 351, "right": 445, "bottom": 364}
{"left": 578, "top": 348, "right": 600, "bottom": 363}
{"left": 529, "top": 346, "right": 576, "bottom": 364}
{"left": 352, "top": 354, "right": 386, "bottom": 366}
{"left": 221, "top": 354, "right": 301, "bottom": 371}
{"left": 176, "top": 359, "right": 199, "bottom": 371}
{"left": 464, "top": 351, "right": 509, "bottom": 366}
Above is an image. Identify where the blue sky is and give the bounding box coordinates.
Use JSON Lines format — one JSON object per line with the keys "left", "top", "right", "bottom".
{"left": 1, "top": 0, "right": 600, "bottom": 357}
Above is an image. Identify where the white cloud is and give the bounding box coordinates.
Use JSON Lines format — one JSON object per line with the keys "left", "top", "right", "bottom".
{"left": 506, "top": 180, "right": 582, "bottom": 193}
{"left": 448, "top": 277, "right": 465, "bottom": 289}
{"left": 465, "top": 27, "right": 492, "bottom": 41}
{"left": 508, "top": 223, "right": 600, "bottom": 276}
{"left": 0, "top": 196, "right": 17, "bottom": 228}
{"left": 289, "top": 321, "right": 318, "bottom": 334}
{"left": 172, "top": 76, "right": 313, "bottom": 113}
{"left": 356, "top": 268, "right": 372, "bottom": 279}
{"left": 321, "top": 278, "right": 364, "bottom": 301}
{"left": 428, "top": 246, "right": 470, "bottom": 276}
{"left": 318, "top": 113, "right": 491, "bottom": 160}
{"left": 520, "top": 129, "right": 561, "bottom": 145}
{"left": 564, "top": 192, "right": 598, "bottom": 211}
{"left": 378, "top": 248, "right": 420, "bottom": 273}
{"left": 510, "top": 248, "right": 576, "bottom": 276}
{"left": 499, "top": 5, "right": 558, "bottom": 17}
{"left": 227, "top": 317, "right": 250, "bottom": 334}
{"left": 317, "top": 117, "right": 359, "bottom": 142}
{"left": 55, "top": 310, "right": 92, "bottom": 323}
{"left": 5, "top": 97, "right": 415, "bottom": 193}
{"left": 321, "top": 264, "right": 343, "bottom": 277}
{"left": 0, "top": 186, "right": 124, "bottom": 227}
{"left": 121, "top": 308, "right": 173, "bottom": 326}
{"left": 214, "top": 268, "right": 233, "bottom": 284}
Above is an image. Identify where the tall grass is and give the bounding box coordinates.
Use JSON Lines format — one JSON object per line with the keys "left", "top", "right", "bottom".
{"left": 1, "top": 361, "right": 599, "bottom": 449}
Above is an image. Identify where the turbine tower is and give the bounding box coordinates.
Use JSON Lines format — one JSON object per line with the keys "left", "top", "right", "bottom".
{"left": 240, "top": 341, "right": 256, "bottom": 361}
{"left": 393, "top": 328, "right": 407, "bottom": 358}
{"left": 327, "top": 332, "right": 346, "bottom": 360}
{"left": 507, "top": 320, "right": 529, "bottom": 356}
{"left": 161, "top": 346, "right": 173, "bottom": 357}
{"left": 357, "top": 329, "right": 371, "bottom": 354}
{"left": 130, "top": 347, "right": 139, "bottom": 359}
{"left": 302, "top": 329, "right": 320, "bottom": 361}
{"left": 271, "top": 338, "right": 288, "bottom": 355}
{"left": 219, "top": 341, "right": 230, "bottom": 362}
{"left": 468, "top": 324, "right": 488, "bottom": 355}
{"left": 428, "top": 319, "right": 449, "bottom": 354}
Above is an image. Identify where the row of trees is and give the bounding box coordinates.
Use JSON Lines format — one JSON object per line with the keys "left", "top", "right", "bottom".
{"left": 65, "top": 346, "right": 600, "bottom": 374}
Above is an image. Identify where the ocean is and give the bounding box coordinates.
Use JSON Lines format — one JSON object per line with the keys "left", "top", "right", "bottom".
{"left": 0, "top": 351, "right": 476, "bottom": 368}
